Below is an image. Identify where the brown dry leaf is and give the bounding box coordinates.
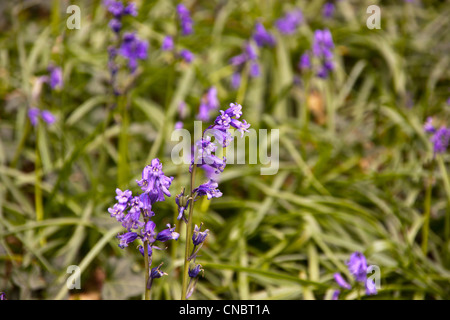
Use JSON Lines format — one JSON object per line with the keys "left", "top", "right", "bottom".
{"left": 307, "top": 91, "right": 326, "bottom": 125}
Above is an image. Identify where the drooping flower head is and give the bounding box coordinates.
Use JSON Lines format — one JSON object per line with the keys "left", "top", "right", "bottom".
{"left": 161, "top": 35, "right": 174, "bottom": 51}
{"left": 192, "top": 224, "right": 209, "bottom": 246}
{"left": 179, "top": 49, "right": 194, "bottom": 63}
{"left": 253, "top": 22, "right": 276, "bottom": 47}
{"left": 189, "top": 264, "right": 204, "bottom": 278}
{"left": 430, "top": 127, "right": 450, "bottom": 154}
{"left": 334, "top": 273, "right": 352, "bottom": 290}
{"left": 346, "top": 251, "right": 368, "bottom": 282}
{"left": 117, "top": 232, "right": 139, "bottom": 248}
{"left": 322, "top": 2, "right": 335, "bottom": 19}
{"left": 156, "top": 224, "right": 180, "bottom": 242}
{"left": 48, "top": 65, "right": 63, "bottom": 90}
{"left": 275, "top": 9, "right": 303, "bottom": 34}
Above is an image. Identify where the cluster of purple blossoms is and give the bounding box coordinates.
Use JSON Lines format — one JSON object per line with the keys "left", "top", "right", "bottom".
{"left": 108, "top": 159, "right": 179, "bottom": 282}
{"left": 299, "top": 29, "right": 335, "bottom": 79}
{"left": 424, "top": 117, "right": 450, "bottom": 155}
{"left": 252, "top": 22, "right": 276, "bottom": 48}
{"left": 333, "top": 252, "right": 377, "bottom": 299}
{"left": 28, "top": 108, "right": 55, "bottom": 127}
{"left": 197, "top": 87, "right": 220, "bottom": 121}
{"left": 104, "top": 0, "right": 147, "bottom": 93}
{"left": 119, "top": 32, "right": 149, "bottom": 72}
{"left": 275, "top": 9, "right": 303, "bottom": 35}
{"left": 229, "top": 42, "right": 260, "bottom": 89}
{"left": 104, "top": 0, "right": 137, "bottom": 33}
{"left": 176, "top": 4, "right": 193, "bottom": 36}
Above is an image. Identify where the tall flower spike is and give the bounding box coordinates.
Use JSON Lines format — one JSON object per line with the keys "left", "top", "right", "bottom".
{"left": 176, "top": 4, "right": 193, "bottom": 36}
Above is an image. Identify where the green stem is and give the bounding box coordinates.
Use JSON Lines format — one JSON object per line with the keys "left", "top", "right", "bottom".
{"left": 421, "top": 167, "right": 434, "bottom": 255}
{"left": 181, "top": 165, "right": 197, "bottom": 300}
{"left": 117, "top": 94, "right": 129, "bottom": 188}
{"left": 35, "top": 125, "right": 45, "bottom": 246}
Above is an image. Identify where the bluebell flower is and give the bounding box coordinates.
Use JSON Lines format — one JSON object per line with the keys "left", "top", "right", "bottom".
{"left": 430, "top": 126, "right": 450, "bottom": 154}
{"left": 423, "top": 117, "right": 436, "bottom": 133}
{"left": 108, "top": 203, "right": 126, "bottom": 221}
{"left": 196, "top": 87, "right": 219, "bottom": 121}
{"left": 136, "top": 158, "right": 174, "bottom": 203}
{"left": 331, "top": 289, "right": 340, "bottom": 300}
{"left": 115, "top": 188, "right": 132, "bottom": 204}
{"left": 175, "top": 189, "right": 190, "bottom": 222}
{"left": 311, "top": 29, "right": 335, "bottom": 78}
{"left": 151, "top": 263, "right": 168, "bottom": 279}
{"left": 117, "top": 232, "right": 138, "bottom": 248}
{"left": 104, "top": 0, "right": 124, "bottom": 17}
{"left": 179, "top": 49, "right": 194, "bottom": 63}
{"left": 141, "top": 220, "right": 156, "bottom": 242}
{"left": 119, "top": 32, "right": 149, "bottom": 72}
{"left": 253, "top": 22, "right": 276, "bottom": 47}
{"left": 176, "top": 4, "right": 193, "bottom": 36}
{"left": 156, "top": 224, "right": 180, "bottom": 242}
{"left": 122, "top": 207, "right": 144, "bottom": 230}
{"left": 322, "top": 2, "right": 335, "bottom": 19}
{"left": 365, "top": 277, "right": 377, "bottom": 295}
{"left": 231, "top": 72, "right": 241, "bottom": 89}
{"left": 161, "top": 35, "right": 174, "bottom": 51}
{"left": 192, "top": 224, "right": 209, "bottom": 246}
{"left": 275, "top": 9, "right": 303, "bottom": 34}
{"left": 189, "top": 264, "right": 204, "bottom": 278}
{"left": 334, "top": 273, "right": 352, "bottom": 290}
{"left": 109, "top": 18, "right": 122, "bottom": 33}
{"left": 0, "top": 292, "right": 6, "bottom": 300}
{"left": 28, "top": 108, "right": 40, "bottom": 126}
{"left": 347, "top": 252, "right": 368, "bottom": 282}
{"left": 298, "top": 52, "right": 311, "bottom": 71}
{"left": 48, "top": 65, "right": 63, "bottom": 90}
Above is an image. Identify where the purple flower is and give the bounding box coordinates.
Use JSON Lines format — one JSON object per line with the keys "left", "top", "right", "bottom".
{"left": 176, "top": 4, "right": 193, "bottom": 36}
{"left": 141, "top": 220, "right": 156, "bottom": 242}
{"left": 48, "top": 65, "right": 63, "bottom": 90}
{"left": 121, "top": 206, "right": 143, "bottom": 230}
{"left": 117, "top": 232, "right": 138, "bottom": 248}
{"left": 334, "top": 273, "right": 352, "bottom": 290}
{"left": 28, "top": 108, "right": 40, "bottom": 126}
{"left": 108, "top": 203, "right": 126, "bottom": 221}
{"left": 161, "top": 35, "right": 174, "bottom": 51}
{"left": 189, "top": 264, "right": 203, "bottom": 278}
{"left": 231, "top": 72, "right": 241, "bottom": 89}
{"left": 151, "top": 263, "right": 168, "bottom": 279}
{"left": 196, "top": 87, "right": 219, "bottom": 121}
{"left": 175, "top": 121, "right": 183, "bottom": 129}
{"left": 136, "top": 158, "right": 174, "bottom": 203}
{"left": 253, "top": 23, "right": 276, "bottom": 47}
{"left": 346, "top": 252, "right": 368, "bottom": 282}
{"left": 109, "top": 18, "right": 122, "bottom": 33}
{"left": 423, "top": 117, "right": 435, "bottom": 133}
{"left": 156, "top": 224, "right": 180, "bottom": 242}
{"left": 192, "top": 224, "right": 209, "bottom": 246}
{"left": 104, "top": 0, "right": 124, "bottom": 17}
{"left": 298, "top": 52, "right": 311, "bottom": 71}
{"left": 175, "top": 189, "right": 190, "bottom": 222}
{"left": 275, "top": 9, "right": 303, "bottom": 34}
{"left": 138, "top": 243, "right": 153, "bottom": 257}
{"left": 322, "top": 2, "right": 335, "bottom": 19}
{"left": 331, "top": 290, "right": 340, "bottom": 300}
{"left": 249, "top": 62, "right": 260, "bottom": 78}
{"left": 124, "top": 2, "right": 137, "bottom": 16}
{"left": 430, "top": 127, "right": 450, "bottom": 154}
{"left": 179, "top": 49, "right": 194, "bottom": 63}
{"left": 119, "top": 32, "right": 148, "bottom": 72}
{"left": 0, "top": 292, "right": 6, "bottom": 300}
{"left": 139, "top": 193, "right": 154, "bottom": 217}
{"left": 365, "top": 278, "right": 377, "bottom": 295}
{"left": 115, "top": 188, "right": 132, "bottom": 204}
{"left": 311, "top": 29, "right": 335, "bottom": 78}
{"left": 194, "top": 179, "right": 222, "bottom": 200}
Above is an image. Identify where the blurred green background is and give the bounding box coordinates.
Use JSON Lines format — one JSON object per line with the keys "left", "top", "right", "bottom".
{"left": 0, "top": 0, "right": 449, "bottom": 300}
